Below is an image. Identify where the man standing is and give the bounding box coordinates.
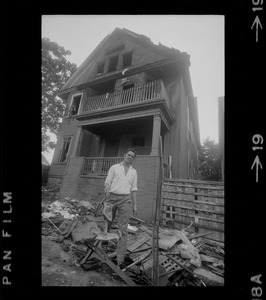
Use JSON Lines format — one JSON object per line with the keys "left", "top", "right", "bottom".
{"left": 104, "top": 148, "right": 138, "bottom": 268}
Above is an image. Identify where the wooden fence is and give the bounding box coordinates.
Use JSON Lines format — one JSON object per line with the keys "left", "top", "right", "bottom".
{"left": 161, "top": 178, "right": 224, "bottom": 243}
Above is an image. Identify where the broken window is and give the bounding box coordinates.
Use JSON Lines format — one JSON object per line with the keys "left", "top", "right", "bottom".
{"left": 58, "top": 137, "right": 72, "bottom": 162}
{"left": 108, "top": 55, "right": 119, "bottom": 72}
{"left": 123, "top": 83, "right": 134, "bottom": 91}
{"left": 122, "top": 51, "right": 133, "bottom": 68}
{"left": 131, "top": 136, "right": 145, "bottom": 147}
{"left": 97, "top": 61, "right": 105, "bottom": 75}
{"left": 70, "top": 94, "right": 82, "bottom": 116}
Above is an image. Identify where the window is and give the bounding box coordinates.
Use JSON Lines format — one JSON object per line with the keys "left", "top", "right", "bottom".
{"left": 58, "top": 137, "right": 72, "bottom": 162}
{"left": 97, "top": 61, "right": 105, "bottom": 75}
{"left": 108, "top": 55, "right": 119, "bottom": 72}
{"left": 122, "top": 51, "right": 133, "bottom": 68}
{"left": 69, "top": 94, "right": 82, "bottom": 116}
{"left": 123, "top": 83, "right": 134, "bottom": 91}
{"left": 131, "top": 136, "right": 145, "bottom": 147}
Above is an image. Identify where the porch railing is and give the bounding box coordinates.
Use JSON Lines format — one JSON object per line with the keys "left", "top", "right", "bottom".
{"left": 81, "top": 79, "right": 170, "bottom": 113}
{"left": 81, "top": 157, "right": 124, "bottom": 176}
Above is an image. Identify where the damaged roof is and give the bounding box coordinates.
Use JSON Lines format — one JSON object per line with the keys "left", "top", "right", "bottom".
{"left": 59, "top": 27, "right": 189, "bottom": 94}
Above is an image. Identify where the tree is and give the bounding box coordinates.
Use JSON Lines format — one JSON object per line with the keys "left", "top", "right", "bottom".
{"left": 42, "top": 37, "right": 77, "bottom": 152}
{"left": 198, "top": 137, "right": 222, "bottom": 181}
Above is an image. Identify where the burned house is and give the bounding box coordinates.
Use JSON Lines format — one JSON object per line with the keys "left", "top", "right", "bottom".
{"left": 47, "top": 28, "right": 201, "bottom": 222}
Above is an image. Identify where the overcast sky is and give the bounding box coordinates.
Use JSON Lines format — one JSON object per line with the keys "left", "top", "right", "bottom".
{"left": 42, "top": 15, "right": 224, "bottom": 163}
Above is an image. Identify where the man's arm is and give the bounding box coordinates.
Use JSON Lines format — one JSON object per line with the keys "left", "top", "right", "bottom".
{"left": 131, "top": 171, "right": 138, "bottom": 216}
{"left": 131, "top": 191, "right": 137, "bottom": 216}
{"left": 104, "top": 165, "right": 114, "bottom": 193}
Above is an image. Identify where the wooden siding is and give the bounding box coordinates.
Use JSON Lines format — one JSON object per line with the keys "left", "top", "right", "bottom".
{"left": 161, "top": 178, "right": 224, "bottom": 243}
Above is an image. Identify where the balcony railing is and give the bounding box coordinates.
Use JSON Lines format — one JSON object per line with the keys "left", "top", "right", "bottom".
{"left": 81, "top": 79, "right": 170, "bottom": 114}
{"left": 81, "top": 157, "right": 124, "bottom": 176}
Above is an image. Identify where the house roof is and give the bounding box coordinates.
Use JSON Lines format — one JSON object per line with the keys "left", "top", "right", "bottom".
{"left": 59, "top": 27, "right": 187, "bottom": 95}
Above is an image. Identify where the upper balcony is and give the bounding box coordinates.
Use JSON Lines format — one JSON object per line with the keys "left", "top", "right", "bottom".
{"left": 74, "top": 79, "right": 172, "bottom": 122}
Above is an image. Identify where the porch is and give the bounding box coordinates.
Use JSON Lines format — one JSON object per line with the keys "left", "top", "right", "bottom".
{"left": 81, "top": 157, "right": 124, "bottom": 176}
{"left": 79, "top": 79, "right": 171, "bottom": 115}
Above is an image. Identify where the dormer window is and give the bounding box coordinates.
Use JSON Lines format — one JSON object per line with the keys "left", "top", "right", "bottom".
{"left": 97, "top": 61, "right": 105, "bottom": 75}
{"left": 122, "top": 51, "right": 133, "bottom": 68}
{"left": 108, "top": 55, "right": 119, "bottom": 72}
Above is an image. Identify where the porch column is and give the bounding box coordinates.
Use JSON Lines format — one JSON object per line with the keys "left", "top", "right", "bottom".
{"left": 70, "top": 126, "right": 83, "bottom": 158}
{"left": 151, "top": 114, "right": 161, "bottom": 156}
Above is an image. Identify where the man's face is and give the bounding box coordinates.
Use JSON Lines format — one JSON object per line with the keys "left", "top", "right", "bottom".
{"left": 124, "top": 151, "right": 135, "bottom": 164}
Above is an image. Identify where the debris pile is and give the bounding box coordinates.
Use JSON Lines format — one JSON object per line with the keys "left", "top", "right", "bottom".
{"left": 42, "top": 185, "right": 60, "bottom": 201}
{"left": 42, "top": 197, "right": 224, "bottom": 286}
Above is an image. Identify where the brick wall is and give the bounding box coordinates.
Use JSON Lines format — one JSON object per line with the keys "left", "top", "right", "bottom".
{"left": 134, "top": 155, "right": 159, "bottom": 223}
{"left": 48, "top": 163, "right": 67, "bottom": 177}
{"left": 58, "top": 155, "right": 159, "bottom": 222}
{"left": 59, "top": 157, "right": 83, "bottom": 199}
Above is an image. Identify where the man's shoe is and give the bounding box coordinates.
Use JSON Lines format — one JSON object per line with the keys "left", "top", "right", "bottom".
{"left": 117, "top": 262, "right": 127, "bottom": 270}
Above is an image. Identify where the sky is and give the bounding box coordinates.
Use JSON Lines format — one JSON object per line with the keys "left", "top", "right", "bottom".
{"left": 42, "top": 15, "right": 224, "bottom": 163}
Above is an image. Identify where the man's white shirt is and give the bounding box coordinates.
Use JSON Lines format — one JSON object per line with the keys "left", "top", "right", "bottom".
{"left": 105, "top": 162, "right": 138, "bottom": 195}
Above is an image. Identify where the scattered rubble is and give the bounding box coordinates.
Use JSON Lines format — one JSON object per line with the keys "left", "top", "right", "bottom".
{"left": 42, "top": 196, "right": 224, "bottom": 286}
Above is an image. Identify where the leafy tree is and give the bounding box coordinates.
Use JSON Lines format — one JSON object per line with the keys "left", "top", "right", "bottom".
{"left": 198, "top": 137, "right": 222, "bottom": 181}
{"left": 42, "top": 37, "right": 77, "bottom": 152}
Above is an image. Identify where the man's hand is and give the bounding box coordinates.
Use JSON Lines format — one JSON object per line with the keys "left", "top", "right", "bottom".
{"left": 104, "top": 183, "right": 110, "bottom": 194}
{"left": 132, "top": 206, "right": 137, "bottom": 217}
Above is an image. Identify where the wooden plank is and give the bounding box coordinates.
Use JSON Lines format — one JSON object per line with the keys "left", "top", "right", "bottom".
{"left": 194, "top": 200, "right": 224, "bottom": 207}
{"left": 161, "top": 216, "right": 224, "bottom": 233}
{"left": 162, "top": 198, "right": 224, "bottom": 208}
{"left": 87, "top": 243, "right": 137, "bottom": 286}
{"left": 161, "top": 210, "right": 225, "bottom": 223}
{"left": 194, "top": 268, "right": 224, "bottom": 285}
{"left": 141, "top": 254, "right": 168, "bottom": 271}
{"left": 191, "top": 215, "right": 224, "bottom": 224}
{"left": 163, "top": 186, "right": 224, "bottom": 193}
{"left": 163, "top": 211, "right": 224, "bottom": 225}
{"left": 163, "top": 198, "right": 194, "bottom": 207}
{"left": 188, "top": 232, "right": 213, "bottom": 240}
{"left": 163, "top": 178, "right": 224, "bottom": 186}
{"left": 127, "top": 236, "right": 150, "bottom": 252}
{"left": 161, "top": 204, "right": 224, "bottom": 215}
{"left": 203, "top": 237, "right": 225, "bottom": 248}
{"left": 162, "top": 191, "right": 224, "bottom": 199}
